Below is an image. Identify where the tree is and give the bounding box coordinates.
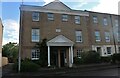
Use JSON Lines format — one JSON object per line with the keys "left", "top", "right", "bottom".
{"left": 2, "top": 42, "right": 19, "bottom": 63}
{"left": 35, "top": 39, "right": 48, "bottom": 67}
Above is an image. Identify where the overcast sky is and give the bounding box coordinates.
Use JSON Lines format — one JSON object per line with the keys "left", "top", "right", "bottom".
{"left": 1, "top": 0, "right": 120, "bottom": 45}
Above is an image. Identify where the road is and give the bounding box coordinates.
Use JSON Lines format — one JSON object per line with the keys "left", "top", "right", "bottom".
{"left": 60, "top": 67, "right": 120, "bottom": 76}
{"left": 2, "top": 64, "right": 120, "bottom": 78}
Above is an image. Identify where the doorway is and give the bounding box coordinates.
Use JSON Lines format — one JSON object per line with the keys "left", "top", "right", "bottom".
{"left": 96, "top": 47, "right": 102, "bottom": 55}
{"left": 51, "top": 47, "right": 67, "bottom": 67}
{"left": 60, "top": 50, "right": 66, "bottom": 67}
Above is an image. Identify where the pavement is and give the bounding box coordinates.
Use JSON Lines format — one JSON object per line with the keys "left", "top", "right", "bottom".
{"left": 2, "top": 63, "right": 120, "bottom": 78}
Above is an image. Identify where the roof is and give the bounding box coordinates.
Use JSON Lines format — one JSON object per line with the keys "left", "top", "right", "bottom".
{"left": 20, "top": 4, "right": 89, "bottom": 16}
{"left": 43, "top": 0, "right": 71, "bottom": 11}
{"left": 20, "top": 0, "right": 119, "bottom": 16}
{"left": 86, "top": 10, "right": 119, "bottom": 16}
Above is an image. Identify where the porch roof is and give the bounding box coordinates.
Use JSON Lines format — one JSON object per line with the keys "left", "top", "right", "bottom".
{"left": 47, "top": 35, "right": 74, "bottom": 46}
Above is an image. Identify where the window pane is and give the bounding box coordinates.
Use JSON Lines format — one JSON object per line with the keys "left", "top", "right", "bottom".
{"left": 56, "top": 28, "right": 61, "bottom": 32}
{"left": 77, "top": 49, "right": 82, "bottom": 58}
{"left": 31, "top": 49, "right": 40, "bottom": 60}
{"left": 32, "top": 12, "right": 39, "bottom": 21}
{"left": 105, "top": 32, "right": 110, "bottom": 42}
{"left": 107, "top": 47, "right": 111, "bottom": 54}
{"left": 117, "top": 32, "right": 120, "bottom": 42}
{"left": 32, "top": 29, "right": 40, "bottom": 42}
{"left": 95, "top": 31, "right": 101, "bottom": 42}
{"left": 76, "top": 31, "right": 82, "bottom": 42}
{"left": 103, "top": 18, "right": 108, "bottom": 26}
{"left": 62, "top": 14, "right": 68, "bottom": 21}
{"left": 75, "top": 16, "right": 80, "bottom": 24}
{"left": 115, "top": 19, "right": 118, "bottom": 26}
{"left": 93, "top": 16, "right": 98, "bottom": 23}
{"left": 48, "top": 13, "right": 54, "bottom": 20}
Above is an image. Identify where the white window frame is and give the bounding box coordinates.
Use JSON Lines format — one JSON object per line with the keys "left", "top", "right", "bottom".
{"left": 103, "top": 17, "right": 108, "bottom": 26}
{"left": 75, "top": 16, "right": 80, "bottom": 24}
{"left": 76, "top": 31, "right": 82, "bottom": 42}
{"left": 62, "top": 14, "right": 68, "bottom": 21}
{"left": 95, "top": 31, "right": 101, "bottom": 42}
{"left": 31, "top": 29, "right": 40, "bottom": 42}
{"left": 47, "top": 13, "right": 54, "bottom": 20}
{"left": 77, "top": 49, "right": 82, "bottom": 58}
{"left": 32, "top": 12, "right": 39, "bottom": 21}
{"left": 31, "top": 49, "right": 40, "bottom": 60}
{"left": 105, "top": 32, "right": 110, "bottom": 42}
{"left": 93, "top": 16, "right": 98, "bottom": 23}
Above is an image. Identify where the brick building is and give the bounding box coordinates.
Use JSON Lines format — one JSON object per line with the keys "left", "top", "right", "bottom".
{"left": 19, "top": 0, "right": 120, "bottom": 67}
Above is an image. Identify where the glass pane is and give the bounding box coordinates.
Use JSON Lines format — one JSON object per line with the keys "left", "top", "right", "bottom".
{"left": 32, "top": 12, "right": 39, "bottom": 21}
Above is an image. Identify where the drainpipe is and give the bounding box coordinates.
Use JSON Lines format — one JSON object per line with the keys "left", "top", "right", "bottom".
{"left": 110, "top": 15, "right": 117, "bottom": 54}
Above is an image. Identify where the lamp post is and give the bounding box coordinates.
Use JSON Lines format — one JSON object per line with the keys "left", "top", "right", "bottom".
{"left": 18, "top": 2, "right": 23, "bottom": 72}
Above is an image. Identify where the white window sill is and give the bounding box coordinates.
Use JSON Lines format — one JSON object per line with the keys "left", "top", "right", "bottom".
{"left": 31, "top": 58, "right": 39, "bottom": 60}
{"left": 32, "top": 41, "right": 39, "bottom": 42}
{"left": 95, "top": 40, "right": 101, "bottom": 42}
{"left": 76, "top": 41, "right": 82, "bottom": 43}
{"left": 32, "top": 20, "right": 39, "bottom": 21}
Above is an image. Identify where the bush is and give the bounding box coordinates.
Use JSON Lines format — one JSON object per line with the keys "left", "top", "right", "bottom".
{"left": 13, "top": 59, "right": 40, "bottom": 72}
{"left": 73, "top": 57, "right": 84, "bottom": 64}
{"left": 74, "top": 50, "right": 101, "bottom": 65}
{"left": 81, "top": 50, "right": 101, "bottom": 64}
{"left": 112, "top": 53, "right": 120, "bottom": 63}
{"left": 100, "top": 56, "right": 112, "bottom": 63}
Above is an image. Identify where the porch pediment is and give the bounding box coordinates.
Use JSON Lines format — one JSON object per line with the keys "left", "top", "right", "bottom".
{"left": 47, "top": 35, "right": 74, "bottom": 46}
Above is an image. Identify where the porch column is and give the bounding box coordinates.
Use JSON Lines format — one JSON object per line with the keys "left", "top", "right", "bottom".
{"left": 69, "top": 46, "right": 73, "bottom": 67}
{"left": 48, "top": 46, "right": 50, "bottom": 67}
{"left": 69, "top": 47, "right": 71, "bottom": 67}
{"left": 71, "top": 46, "right": 73, "bottom": 64}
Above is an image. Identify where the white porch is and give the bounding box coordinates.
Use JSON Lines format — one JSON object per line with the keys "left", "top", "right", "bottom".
{"left": 47, "top": 35, "right": 74, "bottom": 67}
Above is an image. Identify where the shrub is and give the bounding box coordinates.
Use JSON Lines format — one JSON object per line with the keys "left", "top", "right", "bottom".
{"left": 13, "top": 59, "right": 40, "bottom": 72}
{"left": 74, "top": 50, "right": 101, "bottom": 65}
{"left": 100, "top": 56, "right": 112, "bottom": 63}
{"left": 73, "top": 57, "right": 84, "bottom": 64}
{"left": 112, "top": 53, "right": 120, "bottom": 63}
{"left": 81, "top": 50, "right": 101, "bottom": 64}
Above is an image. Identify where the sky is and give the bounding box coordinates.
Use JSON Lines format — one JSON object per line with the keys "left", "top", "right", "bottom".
{"left": 0, "top": 0, "right": 120, "bottom": 45}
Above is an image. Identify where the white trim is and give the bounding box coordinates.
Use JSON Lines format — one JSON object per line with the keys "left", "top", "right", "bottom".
{"left": 71, "top": 46, "right": 73, "bottom": 64}
{"left": 69, "top": 47, "right": 72, "bottom": 67}
{"left": 47, "top": 35, "right": 74, "bottom": 46}
{"left": 31, "top": 58, "right": 39, "bottom": 60}
{"left": 0, "top": 53, "right": 1, "bottom": 67}
{"left": 92, "top": 45, "right": 116, "bottom": 57}
{"left": 48, "top": 46, "right": 50, "bottom": 67}
{"left": 116, "top": 45, "right": 120, "bottom": 53}
{"left": 20, "top": 5, "right": 89, "bottom": 16}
